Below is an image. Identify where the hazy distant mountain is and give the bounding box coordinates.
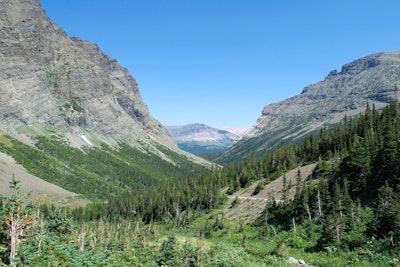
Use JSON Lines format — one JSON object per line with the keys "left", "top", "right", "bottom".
{"left": 217, "top": 50, "right": 400, "bottom": 162}
{"left": 167, "top": 124, "right": 241, "bottom": 154}
{"left": 220, "top": 127, "right": 248, "bottom": 136}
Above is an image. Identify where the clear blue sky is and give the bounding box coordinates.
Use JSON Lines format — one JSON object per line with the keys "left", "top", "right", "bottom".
{"left": 41, "top": 0, "right": 400, "bottom": 129}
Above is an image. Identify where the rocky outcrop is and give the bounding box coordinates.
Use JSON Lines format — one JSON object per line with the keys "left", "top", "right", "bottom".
{"left": 288, "top": 257, "right": 315, "bottom": 267}
{"left": 217, "top": 51, "right": 400, "bottom": 162}
{"left": 0, "top": 0, "right": 179, "bottom": 153}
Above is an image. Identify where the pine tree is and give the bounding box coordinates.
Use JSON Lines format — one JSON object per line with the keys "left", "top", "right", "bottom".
{"left": 377, "top": 101, "right": 399, "bottom": 188}
{"left": 282, "top": 173, "right": 288, "bottom": 202}
{"left": 156, "top": 235, "right": 178, "bottom": 266}
{"left": 373, "top": 182, "right": 400, "bottom": 248}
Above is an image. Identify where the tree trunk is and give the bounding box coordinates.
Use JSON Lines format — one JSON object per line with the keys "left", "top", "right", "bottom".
{"left": 317, "top": 190, "right": 323, "bottom": 219}
{"left": 9, "top": 215, "right": 18, "bottom": 263}
{"left": 8, "top": 209, "right": 24, "bottom": 267}
{"left": 292, "top": 217, "right": 297, "bottom": 234}
{"left": 306, "top": 204, "right": 312, "bottom": 221}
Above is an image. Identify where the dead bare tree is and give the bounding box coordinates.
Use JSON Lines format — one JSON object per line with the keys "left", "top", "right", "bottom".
{"left": 316, "top": 189, "right": 323, "bottom": 220}
{"left": 5, "top": 176, "right": 32, "bottom": 266}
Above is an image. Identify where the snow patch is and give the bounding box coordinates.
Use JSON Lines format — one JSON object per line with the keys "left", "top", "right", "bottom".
{"left": 80, "top": 135, "right": 93, "bottom": 146}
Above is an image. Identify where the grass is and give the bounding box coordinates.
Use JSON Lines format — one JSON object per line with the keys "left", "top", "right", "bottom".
{"left": 0, "top": 134, "right": 208, "bottom": 200}
{"left": 0, "top": 134, "right": 13, "bottom": 148}
{"left": 139, "top": 183, "right": 399, "bottom": 267}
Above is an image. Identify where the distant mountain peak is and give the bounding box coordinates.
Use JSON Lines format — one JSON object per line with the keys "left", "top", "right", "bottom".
{"left": 220, "top": 126, "right": 248, "bottom": 137}
{"left": 167, "top": 124, "right": 241, "bottom": 154}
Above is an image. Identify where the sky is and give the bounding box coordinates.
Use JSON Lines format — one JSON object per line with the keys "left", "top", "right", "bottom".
{"left": 40, "top": 0, "right": 400, "bottom": 129}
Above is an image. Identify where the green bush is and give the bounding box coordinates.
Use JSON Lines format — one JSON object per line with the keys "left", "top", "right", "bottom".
{"left": 156, "top": 235, "right": 178, "bottom": 266}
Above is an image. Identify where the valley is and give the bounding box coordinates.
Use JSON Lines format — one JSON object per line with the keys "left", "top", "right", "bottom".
{"left": 0, "top": 0, "right": 400, "bottom": 266}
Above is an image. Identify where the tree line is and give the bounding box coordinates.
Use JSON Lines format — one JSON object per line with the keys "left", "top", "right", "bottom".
{"left": 1, "top": 96, "right": 400, "bottom": 264}
{"left": 76, "top": 98, "right": 400, "bottom": 254}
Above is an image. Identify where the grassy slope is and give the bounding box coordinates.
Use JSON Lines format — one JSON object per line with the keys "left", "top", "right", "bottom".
{"left": 0, "top": 133, "right": 209, "bottom": 201}
{"left": 0, "top": 151, "right": 88, "bottom": 207}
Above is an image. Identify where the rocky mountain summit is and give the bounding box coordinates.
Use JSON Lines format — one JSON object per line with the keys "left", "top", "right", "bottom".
{"left": 218, "top": 51, "right": 400, "bottom": 162}
{"left": 0, "top": 0, "right": 209, "bottom": 164}
{"left": 167, "top": 124, "right": 241, "bottom": 154}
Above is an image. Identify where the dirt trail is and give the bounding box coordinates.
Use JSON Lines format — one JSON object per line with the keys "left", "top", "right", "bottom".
{"left": 224, "top": 163, "right": 317, "bottom": 224}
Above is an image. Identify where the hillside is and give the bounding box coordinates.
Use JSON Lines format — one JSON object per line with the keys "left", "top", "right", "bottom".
{"left": 224, "top": 163, "right": 317, "bottom": 225}
{"left": 0, "top": 0, "right": 213, "bottom": 201}
{"left": 0, "top": 0, "right": 210, "bottom": 166}
{"left": 217, "top": 51, "right": 400, "bottom": 162}
{"left": 0, "top": 152, "right": 87, "bottom": 207}
{"left": 3, "top": 101, "right": 400, "bottom": 266}
{"left": 167, "top": 124, "right": 241, "bottom": 154}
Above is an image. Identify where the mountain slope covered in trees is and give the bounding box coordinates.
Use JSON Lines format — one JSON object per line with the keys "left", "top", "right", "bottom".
{"left": 2, "top": 100, "right": 400, "bottom": 266}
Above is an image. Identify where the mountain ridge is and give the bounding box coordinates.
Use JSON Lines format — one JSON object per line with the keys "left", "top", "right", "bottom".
{"left": 1, "top": 0, "right": 169, "bottom": 146}
{"left": 0, "top": 0, "right": 211, "bottom": 167}
{"left": 0, "top": 0, "right": 213, "bottom": 202}
{"left": 217, "top": 50, "right": 400, "bottom": 162}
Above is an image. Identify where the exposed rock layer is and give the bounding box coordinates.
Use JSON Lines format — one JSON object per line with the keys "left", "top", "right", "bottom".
{"left": 219, "top": 51, "right": 400, "bottom": 161}
{"left": 0, "top": 0, "right": 176, "bottom": 150}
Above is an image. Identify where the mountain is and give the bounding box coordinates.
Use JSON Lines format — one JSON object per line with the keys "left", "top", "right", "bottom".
{"left": 0, "top": 0, "right": 211, "bottom": 163}
{"left": 220, "top": 126, "right": 248, "bottom": 136}
{"left": 0, "top": 0, "right": 211, "bottom": 201}
{"left": 217, "top": 50, "right": 400, "bottom": 162}
{"left": 0, "top": 0, "right": 171, "bottom": 148}
{"left": 166, "top": 124, "right": 241, "bottom": 154}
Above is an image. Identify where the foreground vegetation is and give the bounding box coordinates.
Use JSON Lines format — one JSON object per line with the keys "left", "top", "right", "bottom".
{"left": 1, "top": 100, "right": 400, "bottom": 265}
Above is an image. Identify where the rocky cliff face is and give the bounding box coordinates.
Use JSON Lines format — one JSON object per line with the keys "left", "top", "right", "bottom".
{"left": 218, "top": 51, "right": 400, "bottom": 162}
{"left": 0, "top": 0, "right": 178, "bottom": 152}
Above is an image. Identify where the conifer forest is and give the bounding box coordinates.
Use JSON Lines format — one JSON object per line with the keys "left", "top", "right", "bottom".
{"left": 2, "top": 100, "right": 400, "bottom": 266}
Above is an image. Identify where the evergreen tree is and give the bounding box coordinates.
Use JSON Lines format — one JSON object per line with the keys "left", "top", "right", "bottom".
{"left": 374, "top": 101, "right": 399, "bottom": 189}
{"left": 156, "top": 235, "right": 178, "bottom": 266}
{"left": 373, "top": 182, "right": 400, "bottom": 249}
